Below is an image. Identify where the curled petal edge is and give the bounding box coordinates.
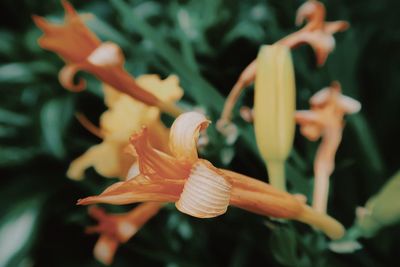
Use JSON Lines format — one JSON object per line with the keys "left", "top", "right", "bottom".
{"left": 169, "top": 112, "right": 211, "bottom": 163}
{"left": 59, "top": 64, "right": 87, "bottom": 92}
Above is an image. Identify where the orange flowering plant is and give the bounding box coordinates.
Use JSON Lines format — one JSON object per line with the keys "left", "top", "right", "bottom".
{"left": 29, "top": 0, "right": 370, "bottom": 265}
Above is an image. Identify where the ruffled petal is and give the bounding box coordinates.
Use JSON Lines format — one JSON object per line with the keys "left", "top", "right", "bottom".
{"left": 93, "top": 235, "right": 119, "bottom": 265}
{"left": 59, "top": 64, "right": 87, "bottom": 92}
{"left": 77, "top": 176, "right": 185, "bottom": 205}
{"left": 176, "top": 160, "right": 232, "bottom": 218}
{"left": 169, "top": 112, "right": 210, "bottom": 163}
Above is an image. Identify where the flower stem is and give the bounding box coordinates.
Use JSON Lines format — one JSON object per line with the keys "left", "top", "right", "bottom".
{"left": 266, "top": 160, "right": 286, "bottom": 191}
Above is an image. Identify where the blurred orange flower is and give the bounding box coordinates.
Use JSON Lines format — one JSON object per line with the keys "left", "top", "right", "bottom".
{"left": 79, "top": 112, "right": 345, "bottom": 239}
{"left": 280, "top": 0, "right": 349, "bottom": 66}
{"left": 33, "top": 0, "right": 180, "bottom": 116}
{"left": 296, "top": 81, "right": 361, "bottom": 213}
{"left": 86, "top": 203, "right": 162, "bottom": 265}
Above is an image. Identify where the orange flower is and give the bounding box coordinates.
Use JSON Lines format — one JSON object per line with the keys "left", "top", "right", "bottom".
{"left": 79, "top": 112, "right": 345, "bottom": 239}
{"left": 86, "top": 203, "right": 162, "bottom": 265}
{"left": 32, "top": 0, "right": 181, "bottom": 116}
{"left": 219, "top": 0, "right": 349, "bottom": 125}
{"left": 295, "top": 81, "right": 361, "bottom": 213}
{"left": 280, "top": 0, "right": 349, "bottom": 66}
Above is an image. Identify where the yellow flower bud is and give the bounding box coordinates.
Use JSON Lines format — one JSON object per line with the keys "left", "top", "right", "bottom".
{"left": 254, "top": 44, "right": 296, "bottom": 191}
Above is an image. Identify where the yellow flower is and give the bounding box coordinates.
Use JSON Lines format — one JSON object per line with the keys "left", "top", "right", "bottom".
{"left": 253, "top": 44, "right": 296, "bottom": 191}
{"left": 33, "top": 0, "right": 181, "bottom": 116}
{"left": 86, "top": 203, "right": 162, "bottom": 265}
{"left": 295, "top": 81, "right": 361, "bottom": 213}
{"left": 78, "top": 112, "right": 345, "bottom": 240}
{"left": 67, "top": 75, "right": 183, "bottom": 180}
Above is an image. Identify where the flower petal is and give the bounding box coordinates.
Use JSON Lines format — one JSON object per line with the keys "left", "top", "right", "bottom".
{"left": 339, "top": 95, "right": 361, "bottom": 114}
{"left": 131, "top": 127, "right": 189, "bottom": 180}
{"left": 136, "top": 74, "right": 184, "bottom": 103}
{"left": 77, "top": 176, "right": 185, "bottom": 205}
{"left": 324, "top": 21, "right": 350, "bottom": 34}
{"left": 67, "top": 142, "right": 122, "bottom": 180}
{"left": 295, "top": 110, "right": 323, "bottom": 141}
{"left": 93, "top": 235, "right": 119, "bottom": 265}
{"left": 59, "top": 64, "right": 87, "bottom": 92}
{"left": 176, "top": 160, "right": 232, "bottom": 218}
{"left": 33, "top": 1, "right": 100, "bottom": 63}
{"left": 309, "top": 87, "right": 332, "bottom": 106}
{"left": 169, "top": 112, "right": 210, "bottom": 163}
{"left": 295, "top": 0, "right": 325, "bottom": 29}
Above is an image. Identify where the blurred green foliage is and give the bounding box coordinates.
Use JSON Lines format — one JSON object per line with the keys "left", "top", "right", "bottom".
{"left": 0, "top": 0, "right": 400, "bottom": 266}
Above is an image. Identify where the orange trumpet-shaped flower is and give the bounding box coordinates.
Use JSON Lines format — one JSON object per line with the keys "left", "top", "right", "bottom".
{"left": 219, "top": 0, "right": 349, "bottom": 125}
{"left": 78, "top": 112, "right": 345, "bottom": 240}
{"left": 86, "top": 203, "right": 162, "bottom": 265}
{"left": 295, "top": 81, "right": 361, "bottom": 213}
{"left": 32, "top": 0, "right": 181, "bottom": 116}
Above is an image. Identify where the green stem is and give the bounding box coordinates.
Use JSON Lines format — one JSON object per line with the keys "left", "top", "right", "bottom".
{"left": 266, "top": 160, "right": 286, "bottom": 191}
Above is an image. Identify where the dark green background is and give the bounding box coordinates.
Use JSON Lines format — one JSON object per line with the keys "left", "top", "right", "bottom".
{"left": 0, "top": 0, "right": 399, "bottom": 266}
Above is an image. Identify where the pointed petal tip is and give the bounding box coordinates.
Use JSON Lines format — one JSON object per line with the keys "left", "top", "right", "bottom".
{"left": 61, "top": 0, "right": 77, "bottom": 16}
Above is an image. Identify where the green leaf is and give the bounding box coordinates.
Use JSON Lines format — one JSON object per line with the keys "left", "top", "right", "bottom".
{"left": 0, "top": 198, "right": 42, "bottom": 267}
{"left": 0, "top": 146, "right": 38, "bottom": 167}
{"left": 0, "top": 108, "right": 30, "bottom": 127}
{"left": 0, "top": 63, "right": 36, "bottom": 84}
{"left": 270, "top": 226, "right": 299, "bottom": 267}
{"left": 40, "top": 96, "right": 74, "bottom": 158}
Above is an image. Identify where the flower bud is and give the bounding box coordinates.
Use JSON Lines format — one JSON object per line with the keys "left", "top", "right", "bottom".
{"left": 254, "top": 44, "right": 296, "bottom": 191}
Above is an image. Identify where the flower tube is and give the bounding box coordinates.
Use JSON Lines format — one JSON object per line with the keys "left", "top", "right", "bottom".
{"left": 296, "top": 82, "right": 361, "bottom": 213}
